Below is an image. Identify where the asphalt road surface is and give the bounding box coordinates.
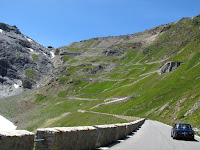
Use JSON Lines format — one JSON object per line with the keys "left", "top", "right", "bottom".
{"left": 101, "top": 120, "right": 200, "bottom": 150}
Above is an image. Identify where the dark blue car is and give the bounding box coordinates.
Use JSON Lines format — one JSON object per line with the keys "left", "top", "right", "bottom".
{"left": 171, "top": 123, "right": 195, "bottom": 140}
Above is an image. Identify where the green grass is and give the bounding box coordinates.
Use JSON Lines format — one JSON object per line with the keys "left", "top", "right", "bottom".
{"left": 62, "top": 55, "right": 71, "bottom": 64}
{"left": 35, "top": 94, "right": 47, "bottom": 103}
{"left": 2, "top": 14, "right": 200, "bottom": 132}
{"left": 93, "top": 59, "right": 200, "bottom": 127}
{"left": 58, "top": 76, "right": 70, "bottom": 85}
{"left": 83, "top": 39, "right": 99, "bottom": 48}
{"left": 22, "top": 18, "right": 200, "bottom": 132}
{"left": 25, "top": 70, "right": 37, "bottom": 78}
{"left": 32, "top": 54, "right": 39, "bottom": 61}
{"left": 48, "top": 112, "right": 128, "bottom": 127}
{"left": 79, "top": 81, "right": 117, "bottom": 96}
{"left": 24, "top": 96, "right": 127, "bottom": 131}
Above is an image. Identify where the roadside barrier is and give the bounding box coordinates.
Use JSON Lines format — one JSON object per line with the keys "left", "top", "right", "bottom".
{"left": 35, "top": 118, "right": 145, "bottom": 150}
{"left": 0, "top": 119, "right": 145, "bottom": 150}
{"left": 0, "top": 130, "right": 34, "bottom": 150}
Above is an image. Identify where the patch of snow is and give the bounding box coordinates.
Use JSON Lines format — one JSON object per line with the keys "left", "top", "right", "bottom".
{"left": 43, "top": 52, "right": 47, "bottom": 56}
{"left": 27, "top": 48, "right": 34, "bottom": 52}
{"left": 50, "top": 51, "right": 55, "bottom": 58}
{"left": 37, "top": 83, "right": 42, "bottom": 88}
{"left": 0, "top": 115, "right": 17, "bottom": 131}
{"left": 14, "top": 84, "right": 19, "bottom": 89}
{"left": 0, "top": 29, "right": 3, "bottom": 33}
{"left": 24, "top": 36, "right": 33, "bottom": 42}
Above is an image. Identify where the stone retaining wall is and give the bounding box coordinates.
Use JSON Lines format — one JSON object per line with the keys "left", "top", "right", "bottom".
{"left": 0, "top": 130, "right": 34, "bottom": 150}
{"left": 36, "top": 126, "right": 98, "bottom": 150}
{"left": 0, "top": 119, "right": 145, "bottom": 150}
{"left": 35, "top": 118, "right": 145, "bottom": 150}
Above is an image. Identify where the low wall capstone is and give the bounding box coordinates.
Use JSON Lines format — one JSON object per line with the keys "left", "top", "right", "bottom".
{"left": 0, "top": 130, "right": 34, "bottom": 150}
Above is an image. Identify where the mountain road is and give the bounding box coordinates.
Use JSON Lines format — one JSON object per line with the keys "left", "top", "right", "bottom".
{"left": 101, "top": 120, "right": 200, "bottom": 150}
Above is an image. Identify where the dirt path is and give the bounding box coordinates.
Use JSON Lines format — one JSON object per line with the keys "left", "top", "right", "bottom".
{"left": 78, "top": 110, "right": 140, "bottom": 121}
{"left": 41, "top": 112, "right": 71, "bottom": 128}
{"left": 90, "top": 97, "right": 132, "bottom": 109}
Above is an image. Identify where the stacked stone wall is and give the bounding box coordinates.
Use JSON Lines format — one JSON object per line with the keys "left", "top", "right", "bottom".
{"left": 35, "top": 119, "right": 145, "bottom": 150}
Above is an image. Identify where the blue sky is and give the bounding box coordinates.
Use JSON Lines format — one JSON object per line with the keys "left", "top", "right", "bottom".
{"left": 0, "top": 0, "right": 199, "bottom": 48}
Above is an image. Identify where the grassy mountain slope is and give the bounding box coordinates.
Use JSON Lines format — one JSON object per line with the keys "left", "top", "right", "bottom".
{"left": 1, "top": 15, "right": 200, "bottom": 132}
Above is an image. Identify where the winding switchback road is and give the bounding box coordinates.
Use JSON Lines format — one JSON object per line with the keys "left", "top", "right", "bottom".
{"left": 103, "top": 120, "right": 200, "bottom": 150}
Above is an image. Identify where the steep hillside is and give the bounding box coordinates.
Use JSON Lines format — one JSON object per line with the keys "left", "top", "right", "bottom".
{"left": 0, "top": 23, "right": 54, "bottom": 97}
{"left": 1, "top": 15, "right": 200, "bottom": 132}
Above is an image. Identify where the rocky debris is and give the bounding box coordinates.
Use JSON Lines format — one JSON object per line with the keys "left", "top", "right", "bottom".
{"left": 102, "top": 49, "right": 124, "bottom": 56}
{"left": 184, "top": 100, "right": 200, "bottom": 117}
{"left": 89, "top": 65, "right": 104, "bottom": 75}
{"left": 0, "top": 23, "right": 21, "bottom": 34}
{"left": 0, "top": 22, "right": 54, "bottom": 97}
{"left": 158, "top": 61, "right": 181, "bottom": 74}
{"left": 168, "top": 98, "right": 187, "bottom": 121}
{"left": 67, "top": 24, "right": 171, "bottom": 49}
{"left": 22, "top": 78, "right": 35, "bottom": 89}
{"left": 160, "top": 25, "right": 172, "bottom": 33}
{"left": 60, "top": 51, "right": 81, "bottom": 56}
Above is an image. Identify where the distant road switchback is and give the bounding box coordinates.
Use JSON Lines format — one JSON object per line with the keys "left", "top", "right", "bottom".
{"left": 99, "top": 120, "right": 200, "bottom": 150}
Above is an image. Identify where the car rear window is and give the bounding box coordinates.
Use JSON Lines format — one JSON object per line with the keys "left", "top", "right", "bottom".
{"left": 176, "top": 124, "right": 191, "bottom": 130}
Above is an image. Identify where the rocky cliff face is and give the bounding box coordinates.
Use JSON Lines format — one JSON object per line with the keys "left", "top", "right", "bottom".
{"left": 0, "top": 23, "right": 54, "bottom": 97}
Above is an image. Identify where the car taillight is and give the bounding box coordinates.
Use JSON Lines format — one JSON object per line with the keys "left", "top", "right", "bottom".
{"left": 175, "top": 130, "right": 177, "bottom": 134}
{"left": 193, "top": 132, "right": 195, "bottom": 135}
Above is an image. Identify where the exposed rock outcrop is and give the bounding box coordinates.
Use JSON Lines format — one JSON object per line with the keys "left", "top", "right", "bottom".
{"left": 158, "top": 61, "right": 181, "bottom": 74}
{"left": 0, "top": 22, "right": 54, "bottom": 97}
{"left": 67, "top": 24, "right": 171, "bottom": 49}
{"left": 60, "top": 52, "right": 81, "bottom": 56}
{"left": 102, "top": 49, "right": 124, "bottom": 56}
